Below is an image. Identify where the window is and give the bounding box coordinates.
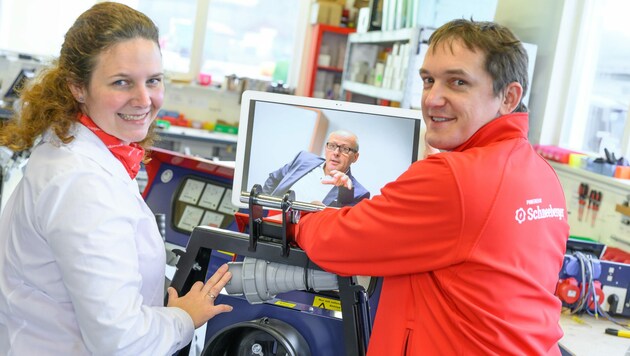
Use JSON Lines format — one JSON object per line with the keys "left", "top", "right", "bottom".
{"left": 136, "top": 0, "right": 198, "bottom": 75}
{"left": 137, "top": 0, "right": 307, "bottom": 86}
{"left": 560, "top": 0, "right": 630, "bottom": 159}
{"left": 0, "top": 0, "right": 90, "bottom": 57}
{"left": 202, "top": 0, "right": 301, "bottom": 82}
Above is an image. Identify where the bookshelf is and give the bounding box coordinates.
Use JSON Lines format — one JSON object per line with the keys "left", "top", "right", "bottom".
{"left": 304, "top": 24, "right": 355, "bottom": 100}
{"left": 340, "top": 26, "right": 432, "bottom": 109}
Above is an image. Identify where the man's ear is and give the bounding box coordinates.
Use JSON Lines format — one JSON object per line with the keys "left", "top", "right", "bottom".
{"left": 498, "top": 82, "right": 523, "bottom": 115}
{"left": 352, "top": 152, "right": 359, "bottom": 163}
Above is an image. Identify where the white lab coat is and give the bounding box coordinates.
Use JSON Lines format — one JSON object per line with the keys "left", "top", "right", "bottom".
{"left": 0, "top": 125, "right": 194, "bottom": 355}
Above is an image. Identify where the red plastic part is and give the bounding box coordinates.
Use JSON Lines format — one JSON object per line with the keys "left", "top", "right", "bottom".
{"left": 555, "top": 277, "right": 580, "bottom": 304}
{"left": 587, "top": 281, "right": 605, "bottom": 310}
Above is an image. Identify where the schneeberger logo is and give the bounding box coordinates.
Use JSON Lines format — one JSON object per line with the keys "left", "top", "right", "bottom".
{"left": 514, "top": 198, "right": 564, "bottom": 224}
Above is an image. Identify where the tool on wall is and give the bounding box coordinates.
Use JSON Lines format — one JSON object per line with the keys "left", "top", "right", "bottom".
{"left": 583, "top": 189, "right": 602, "bottom": 227}
{"left": 590, "top": 190, "right": 602, "bottom": 227}
{"left": 577, "top": 183, "right": 589, "bottom": 221}
{"left": 576, "top": 182, "right": 603, "bottom": 226}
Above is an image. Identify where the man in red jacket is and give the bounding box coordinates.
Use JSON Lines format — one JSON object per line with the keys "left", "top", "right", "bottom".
{"left": 295, "top": 19, "right": 569, "bottom": 355}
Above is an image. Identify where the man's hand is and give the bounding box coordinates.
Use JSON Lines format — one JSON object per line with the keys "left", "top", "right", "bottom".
{"left": 321, "top": 170, "right": 353, "bottom": 190}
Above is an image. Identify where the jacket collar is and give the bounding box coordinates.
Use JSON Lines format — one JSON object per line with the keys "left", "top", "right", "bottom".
{"left": 44, "top": 124, "right": 132, "bottom": 182}
{"left": 453, "top": 112, "right": 529, "bottom": 152}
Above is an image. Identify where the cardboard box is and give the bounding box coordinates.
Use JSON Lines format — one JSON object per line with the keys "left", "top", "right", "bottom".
{"left": 315, "top": 0, "right": 347, "bottom": 7}
{"left": 311, "top": 2, "right": 328, "bottom": 24}
{"left": 353, "top": 0, "right": 370, "bottom": 8}
{"left": 310, "top": 2, "right": 343, "bottom": 26}
{"left": 328, "top": 4, "right": 342, "bottom": 26}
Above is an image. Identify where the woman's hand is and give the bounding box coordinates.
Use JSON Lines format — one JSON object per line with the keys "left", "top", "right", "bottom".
{"left": 166, "top": 263, "right": 233, "bottom": 328}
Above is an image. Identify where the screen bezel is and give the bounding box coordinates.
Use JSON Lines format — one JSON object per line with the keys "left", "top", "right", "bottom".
{"left": 232, "top": 90, "right": 423, "bottom": 209}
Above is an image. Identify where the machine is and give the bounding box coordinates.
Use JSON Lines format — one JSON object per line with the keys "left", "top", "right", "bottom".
{"left": 0, "top": 56, "right": 40, "bottom": 213}
{"left": 0, "top": 146, "right": 29, "bottom": 214}
{"left": 0, "top": 55, "right": 37, "bottom": 120}
{"left": 556, "top": 238, "right": 630, "bottom": 318}
{"left": 142, "top": 148, "right": 378, "bottom": 356}
{"left": 141, "top": 91, "right": 430, "bottom": 355}
{"left": 550, "top": 158, "right": 630, "bottom": 320}
{"left": 170, "top": 186, "right": 374, "bottom": 356}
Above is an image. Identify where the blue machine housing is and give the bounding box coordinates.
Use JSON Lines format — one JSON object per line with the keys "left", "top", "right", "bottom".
{"left": 142, "top": 148, "right": 379, "bottom": 355}
{"left": 558, "top": 239, "right": 630, "bottom": 317}
{"left": 142, "top": 147, "right": 238, "bottom": 247}
{"left": 169, "top": 225, "right": 375, "bottom": 356}
{"left": 204, "top": 291, "right": 345, "bottom": 354}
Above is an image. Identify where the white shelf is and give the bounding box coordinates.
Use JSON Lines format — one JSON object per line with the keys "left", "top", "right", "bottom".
{"left": 157, "top": 126, "right": 237, "bottom": 144}
{"left": 348, "top": 27, "right": 419, "bottom": 44}
{"left": 341, "top": 81, "right": 404, "bottom": 102}
{"left": 549, "top": 161, "right": 630, "bottom": 190}
{"left": 342, "top": 27, "right": 431, "bottom": 108}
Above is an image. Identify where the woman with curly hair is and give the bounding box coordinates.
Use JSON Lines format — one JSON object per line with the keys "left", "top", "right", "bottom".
{"left": 0, "top": 3, "right": 232, "bottom": 354}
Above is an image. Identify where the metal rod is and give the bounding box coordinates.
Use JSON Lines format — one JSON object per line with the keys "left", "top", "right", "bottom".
{"left": 240, "top": 191, "right": 325, "bottom": 212}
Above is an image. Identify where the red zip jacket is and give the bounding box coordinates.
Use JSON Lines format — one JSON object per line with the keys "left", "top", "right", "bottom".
{"left": 296, "top": 113, "right": 569, "bottom": 355}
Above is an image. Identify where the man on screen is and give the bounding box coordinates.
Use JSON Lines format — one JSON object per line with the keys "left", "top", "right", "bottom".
{"left": 262, "top": 130, "right": 369, "bottom": 207}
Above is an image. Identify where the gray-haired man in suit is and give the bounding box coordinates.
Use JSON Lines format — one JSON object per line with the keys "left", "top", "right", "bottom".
{"left": 262, "top": 130, "right": 369, "bottom": 207}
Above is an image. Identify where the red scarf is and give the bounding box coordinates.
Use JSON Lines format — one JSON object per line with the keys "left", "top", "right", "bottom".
{"left": 78, "top": 114, "right": 145, "bottom": 179}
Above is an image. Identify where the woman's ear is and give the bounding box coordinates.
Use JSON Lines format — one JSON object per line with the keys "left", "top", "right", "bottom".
{"left": 498, "top": 82, "right": 523, "bottom": 115}
{"left": 68, "top": 82, "right": 86, "bottom": 103}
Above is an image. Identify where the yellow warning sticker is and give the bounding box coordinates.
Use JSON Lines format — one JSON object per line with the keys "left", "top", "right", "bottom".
{"left": 274, "top": 300, "right": 297, "bottom": 309}
{"left": 217, "top": 250, "right": 235, "bottom": 257}
{"left": 313, "top": 296, "right": 341, "bottom": 311}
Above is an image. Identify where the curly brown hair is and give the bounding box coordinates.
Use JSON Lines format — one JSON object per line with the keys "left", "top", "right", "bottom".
{"left": 0, "top": 2, "right": 161, "bottom": 158}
